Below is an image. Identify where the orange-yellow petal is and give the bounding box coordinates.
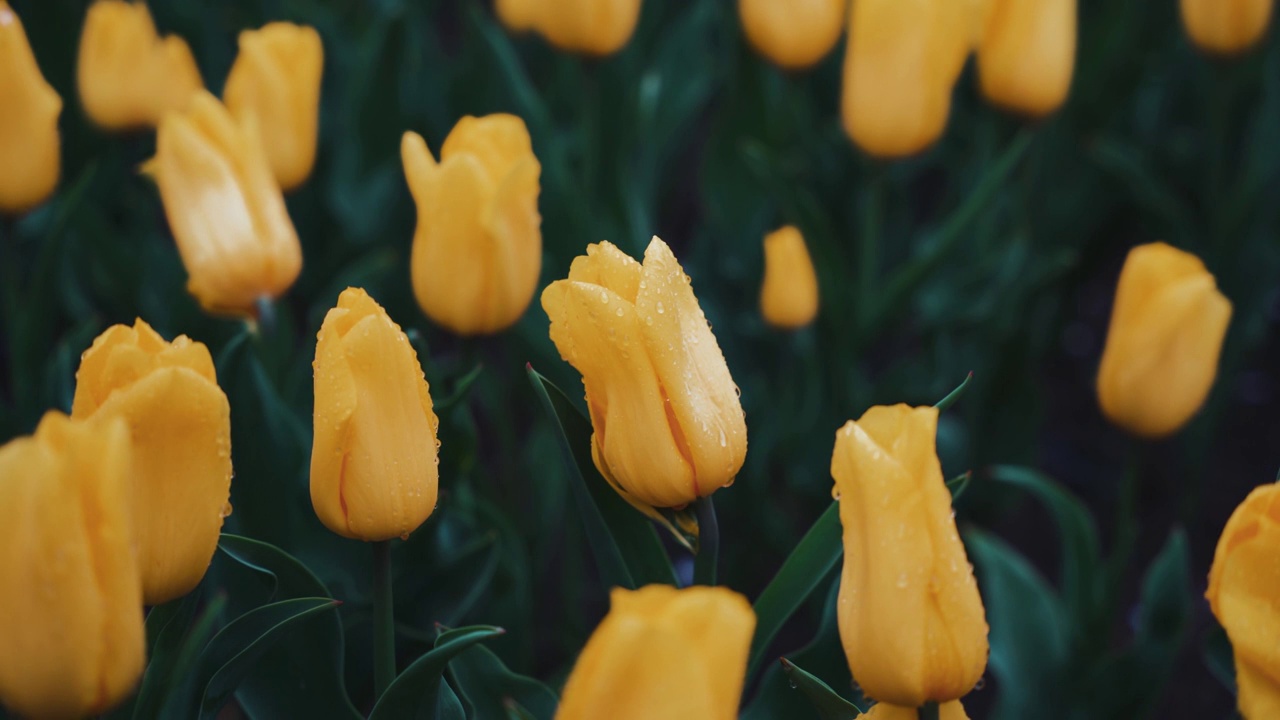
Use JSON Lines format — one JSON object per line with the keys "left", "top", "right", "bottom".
{"left": 0, "top": 1, "right": 62, "bottom": 214}
{"left": 1180, "top": 0, "right": 1274, "bottom": 55}
{"left": 978, "top": 0, "right": 1076, "bottom": 117}
{"left": 739, "top": 0, "right": 846, "bottom": 70}
{"left": 760, "top": 225, "right": 820, "bottom": 329}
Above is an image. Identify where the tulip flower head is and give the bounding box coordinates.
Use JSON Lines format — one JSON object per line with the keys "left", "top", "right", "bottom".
{"left": 496, "top": 0, "right": 643, "bottom": 56}
{"left": 739, "top": 0, "right": 846, "bottom": 70}
{"left": 555, "top": 585, "right": 755, "bottom": 720}
{"left": 0, "top": 412, "right": 145, "bottom": 720}
{"left": 977, "top": 0, "right": 1076, "bottom": 117}
{"left": 0, "top": 1, "right": 62, "bottom": 215}
{"left": 1180, "top": 0, "right": 1274, "bottom": 55}
{"left": 759, "top": 225, "right": 820, "bottom": 330}
{"left": 402, "top": 115, "right": 542, "bottom": 336}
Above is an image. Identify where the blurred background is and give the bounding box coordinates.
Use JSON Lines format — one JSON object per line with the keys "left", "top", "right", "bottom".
{"left": 3, "top": 0, "right": 1279, "bottom": 718}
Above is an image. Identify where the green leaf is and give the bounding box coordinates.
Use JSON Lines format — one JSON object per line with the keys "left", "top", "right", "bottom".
{"left": 748, "top": 502, "right": 842, "bottom": 679}
{"left": 437, "top": 680, "right": 467, "bottom": 720}
{"left": 1203, "top": 623, "right": 1236, "bottom": 694}
{"left": 450, "top": 644, "right": 559, "bottom": 720}
{"left": 435, "top": 363, "right": 486, "bottom": 412}
{"left": 778, "top": 658, "right": 864, "bottom": 720}
{"left": 946, "top": 471, "right": 973, "bottom": 502}
{"left": 934, "top": 372, "right": 974, "bottom": 412}
{"left": 131, "top": 594, "right": 228, "bottom": 720}
{"left": 369, "top": 625, "right": 507, "bottom": 720}
{"left": 109, "top": 593, "right": 199, "bottom": 720}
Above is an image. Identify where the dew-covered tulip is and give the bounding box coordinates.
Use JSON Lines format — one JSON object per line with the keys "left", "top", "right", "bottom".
{"left": 1206, "top": 482, "right": 1280, "bottom": 719}
{"left": 760, "top": 225, "right": 820, "bottom": 330}
{"left": 402, "top": 115, "right": 541, "bottom": 336}
{"left": 977, "top": 0, "right": 1076, "bottom": 117}
{"left": 1096, "top": 243, "right": 1232, "bottom": 439}
{"left": 555, "top": 585, "right": 755, "bottom": 720}
{"left": 0, "top": 412, "right": 144, "bottom": 720}
{"left": 311, "top": 288, "right": 440, "bottom": 542}
{"left": 224, "top": 22, "right": 323, "bottom": 191}
{"left": 0, "top": 2, "right": 61, "bottom": 215}
{"left": 71, "top": 318, "right": 232, "bottom": 605}
{"left": 739, "top": 0, "right": 845, "bottom": 70}
{"left": 495, "top": 0, "right": 642, "bottom": 56}
{"left": 77, "top": 0, "right": 203, "bottom": 130}
{"left": 150, "top": 90, "right": 303, "bottom": 316}
{"left": 832, "top": 405, "right": 989, "bottom": 707}
{"left": 842, "top": 0, "right": 971, "bottom": 158}
{"left": 542, "top": 237, "right": 748, "bottom": 512}
{"left": 1180, "top": 0, "right": 1274, "bottom": 55}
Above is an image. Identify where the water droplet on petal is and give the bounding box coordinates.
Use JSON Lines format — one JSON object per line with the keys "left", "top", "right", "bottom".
{"left": 656, "top": 302, "right": 665, "bottom": 314}
{"left": 220, "top": 502, "right": 234, "bottom": 519}
{"left": 896, "top": 573, "right": 909, "bottom": 589}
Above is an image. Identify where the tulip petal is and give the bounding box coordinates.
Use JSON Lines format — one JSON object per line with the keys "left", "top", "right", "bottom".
{"left": 481, "top": 155, "right": 542, "bottom": 332}
{"left": 441, "top": 114, "right": 534, "bottom": 187}
{"left": 0, "top": 1, "right": 62, "bottom": 213}
{"left": 568, "top": 240, "right": 644, "bottom": 302}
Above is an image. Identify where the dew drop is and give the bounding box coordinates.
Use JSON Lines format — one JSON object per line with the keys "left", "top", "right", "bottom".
{"left": 974, "top": 677, "right": 987, "bottom": 691}
{"left": 599, "top": 291, "right": 610, "bottom": 304}
{"left": 831, "top": 485, "right": 842, "bottom": 500}
{"left": 400, "top": 532, "right": 410, "bottom": 541}
{"left": 895, "top": 573, "right": 909, "bottom": 589}
{"left": 656, "top": 302, "right": 665, "bottom": 314}
{"left": 718, "top": 427, "right": 727, "bottom": 447}
{"left": 220, "top": 501, "right": 234, "bottom": 519}
{"left": 615, "top": 307, "right": 624, "bottom": 317}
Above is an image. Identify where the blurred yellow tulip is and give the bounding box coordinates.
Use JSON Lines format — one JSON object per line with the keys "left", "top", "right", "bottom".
{"left": 72, "top": 318, "right": 232, "bottom": 605}
{"left": 555, "top": 585, "right": 755, "bottom": 720}
{"left": 224, "top": 22, "right": 324, "bottom": 191}
{"left": 1180, "top": 0, "right": 1274, "bottom": 55}
{"left": 542, "top": 237, "right": 748, "bottom": 512}
{"left": 150, "top": 90, "right": 303, "bottom": 316}
{"left": 0, "top": 412, "right": 144, "bottom": 720}
{"left": 402, "top": 115, "right": 542, "bottom": 336}
{"left": 311, "top": 288, "right": 440, "bottom": 542}
{"left": 77, "top": 0, "right": 203, "bottom": 130}
{"left": 861, "top": 701, "right": 971, "bottom": 720}
{"left": 977, "top": 0, "right": 1076, "bottom": 117}
{"left": 1207, "top": 482, "right": 1280, "bottom": 719}
{"left": 739, "top": 0, "right": 845, "bottom": 70}
{"left": 760, "top": 225, "right": 820, "bottom": 330}
{"left": 495, "top": 0, "right": 642, "bottom": 56}
{"left": 1096, "top": 243, "right": 1232, "bottom": 439}
{"left": 832, "top": 405, "right": 989, "bottom": 707}
{"left": 0, "top": 2, "right": 61, "bottom": 215}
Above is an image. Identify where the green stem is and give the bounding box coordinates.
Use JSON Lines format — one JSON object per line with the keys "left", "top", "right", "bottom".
{"left": 1104, "top": 448, "right": 1142, "bottom": 617}
{"left": 372, "top": 540, "right": 396, "bottom": 699}
{"left": 693, "top": 496, "right": 719, "bottom": 587}
{"left": 0, "top": 217, "right": 18, "bottom": 419}
{"left": 919, "top": 702, "right": 940, "bottom": 720}
{"left": 857, "top": 167, "right": 885, "bottom": 337}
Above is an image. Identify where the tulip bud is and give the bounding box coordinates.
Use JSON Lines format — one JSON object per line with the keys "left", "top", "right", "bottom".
{"left": 861, "top": 701, "right": 971, "bottom": 720}
{"left": 1096, "top": 243, "right": 1232, "bottom": 439}
{"left": 77, "top": 0, "right": 203, "bottom": 130}
{"left": 1180, "top": 0, "right": 1274, "bottom": 55}
{"left": 495, "top": 0, "right": 642, "bottom": 56}
{"left": 402, "top": 115, "right": 541, "bottom": 336}
{"left": 0, "top": 2, "right": 61, "bottom": 215}
{"left": 760, "top": 225, "right": 820, "bottom": 330}
{"left": 832, "top": 405, "right": 989, "bottom": 707}
{"left": 0, "top": 412, "right": 145, "bottom": 720}
{"left": 556, "top": 585, "right": 755, "bottom": 720}
{"left": 311, "top": 288, "right": 440, "bottom": 542}
{"left": 71, "top": 318, "right": 232, "bottom": 605}
{"left": 542, "top": 237, "right": 748, "bottom": 512}
{"left": 842, "top": 0, "right": 971, "bottom": 158}
{"left": 977, "top": 0, "right": 1076, "bottom": 117}
{"left": 1207, "top": 482, "right": 1280, "bottom": 719}
{"left": 149, "top": 90, "right": 303, "bottom": 316}
{"left": 739, "top": 0, "right": 845, "bottom": 70}
{"left": 224, "top": 22, "right": 324, "bottom": 192}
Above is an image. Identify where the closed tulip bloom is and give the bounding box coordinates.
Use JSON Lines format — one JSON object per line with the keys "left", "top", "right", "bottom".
{"left": 833, "top": 405, "right": 989, "bottom": 707}
{"left": 311, "top": 288, "right": 440, "bottom": 542}
{"left": 1206, "top": 482, "right": 1280, "bottom": 719}
{"left": 542, "top": 237, "right": 748, "bottom": 512}
{"left": 862, "top": 701, "right": 971, "bottom": 720}
{"left": 0, "top": 412, "right": 144, "bottom": 720}
{"left": 556, "top": 585, "right": 755, "bottom": 720}
{"left": 71, "top": 318, "right": 232, "bottom": 605}
{"left": 150, "top": 90, "right": 302, "bottom": 316}
{"left": 760, "top": 225, "right": 820, "bottom": 330}
{"left": 495, "top": 0, "right": 642, "bottom": 56}
{"left": 0, "top": 2, "right": 61, "bottom": 215}
{"left": 739, "top": 0, "right": 845, "bottom": 70}
{"left": 1180, "top": 0, "right": 1274, "bottom": 55}
{"left": 977, "top": 0, "right": 1076, "bottom": 117}
{"left": 77, "top": 0, "right": 203, "bottom": 130}
{"left": 402, "top": 115, "right": 541, "bottom": 336}
{"left": 1097, "top": 243, "right": 1232, "bottom": 439}
{"left": 842, "top": 0, "right": 971, "bottom": 158}
{"left": 224, "top": 22, "right": 323, "bottom": 191}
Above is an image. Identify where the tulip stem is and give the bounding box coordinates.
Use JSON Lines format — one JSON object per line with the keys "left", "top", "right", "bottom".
{"left": 372, "top": 540, "right": 396, "bottom": 699}
{"left": 693, "top": 496, "right": 719, "bottom": 586}
{"left": 919, "top": 702, "right": 940, "bottom": 720}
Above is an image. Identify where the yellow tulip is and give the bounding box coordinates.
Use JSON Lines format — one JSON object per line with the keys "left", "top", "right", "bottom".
{"left": 1206, "top": 482, "right": 1280, "bottom": 719}
{"left": 224, "top": 22, "right": 324, "bottom": 191}
{"left": 149, "top": 90, "right": 303, "bottom": 316}
{"left": 739, "top": 0, "right": 846, "bottom": 70}
{"left": 977, "top": 0, "right": 1076, "bottom": 117}
{"left": 542, "top": 237, "right": 748, "bottom": 512}
{"left": 495, "top": 0, "right": 642, "bottom": 56}
{"left": 760, "top": 225, "right": 820, "bottom": 330}
{"left": 71, "top": 318, "right": 231, "bottom": 605}
{"left": 0, "top": 2, "right": 61, "bottom": 215}
{"left": 556, "top": 585, "right": 755, "bottom": 720}
{"left": 862, "top": 701, "right": 971, "bottom": 720}
{"left": 842, "top": 0, "right": 971, "bottom": 158}
{"left": 77, "top": 0, "right": 203, "bottom": 130}
{"left": 832, "top": 405, "right": 989, "bottom": 707}
{"left": 1180, "top": 0, "right": 1274, "bottom": 55}
{"left": 311, "top": 287, "right": 440, "bottom": 542}
{"left": 0, "top": 412, "right": 144, "bottom": 720}
{"left": 1096, "top": 243, "right": 1232, "bottom": 439}
{"left": 402, "top": 115, "right": 542, "bottom": 336}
